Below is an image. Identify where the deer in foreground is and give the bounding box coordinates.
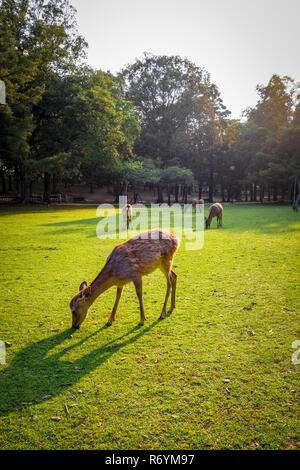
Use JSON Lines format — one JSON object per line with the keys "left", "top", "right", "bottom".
{"left": 122, "top": 203, "right": 133, "bottom": 229}
{"left": 205, "top": 202, "right": 223, "bottom": 229}
{"left": 70, "top": 229, "right": 179, "bottom": 329}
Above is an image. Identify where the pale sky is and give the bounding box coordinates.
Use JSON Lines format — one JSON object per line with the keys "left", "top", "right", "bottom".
{"left": 71, "top": 0, "right": 300, "bottom": 119}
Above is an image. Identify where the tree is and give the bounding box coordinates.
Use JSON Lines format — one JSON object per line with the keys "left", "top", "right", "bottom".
{"left": 121, "top": 54, "right": 219, "bottom": 161}
{"left": 159, "top": 166, "right": 194, "bottom": 204}
{"left": 29, "top": 70, "right": 140, "bottom": 202}
{"left": 216, "top": 120, "right": 245, "bottom": 202}
{"left": 246, "top": 74, "right": 296, "bottom": 200}
{"left": 121, "top": 53, "right": 228, "bottom": 202}
{"left": 0, "top": 0, "right": 87, "bottom": 200}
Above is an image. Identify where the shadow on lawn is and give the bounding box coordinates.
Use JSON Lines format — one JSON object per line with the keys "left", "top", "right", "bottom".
{"left": 40, "top": 215, "right": 127, "bottom": 238}
{"left": 0, "top": 318, "right": 162, "bottom": 416}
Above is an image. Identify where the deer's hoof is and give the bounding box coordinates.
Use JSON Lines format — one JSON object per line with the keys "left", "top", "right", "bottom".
{"left": 106, "top": 322, "right": 112, "bottom": 327}
{"left": 138, "top": 322, "right": 144, "bottom": 327}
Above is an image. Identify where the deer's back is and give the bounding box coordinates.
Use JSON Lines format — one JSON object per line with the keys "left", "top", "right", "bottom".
{"left": 209, "top": 203, "right": 223, "bottom": 216}
{"left": 105, "top": 230, "right": 179, "bottom": 279}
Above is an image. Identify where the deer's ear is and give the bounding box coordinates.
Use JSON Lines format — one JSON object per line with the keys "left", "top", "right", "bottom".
{"left": 79, "top": 281, "right": 87, "bottom": 291}
{"left": 83, "top": 286, "right": 91, "bottom": 298}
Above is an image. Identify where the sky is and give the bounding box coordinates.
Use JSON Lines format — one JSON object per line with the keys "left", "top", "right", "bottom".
{"left": 71, "top": 0, "right": 300, "bottom": 119}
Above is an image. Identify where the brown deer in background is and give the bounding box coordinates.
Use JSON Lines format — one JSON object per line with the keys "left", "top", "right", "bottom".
{"left": 70, "top": 229, "right": 179, "bottom": 329}
{"left": 205, "top": 203, "right": 223, "bottom": 229}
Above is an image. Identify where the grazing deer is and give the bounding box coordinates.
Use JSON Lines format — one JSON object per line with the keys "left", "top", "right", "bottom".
{"left": 122, "top": 203, "right": 132, "bottom": 229}
{"left": 205, "top": 203, "right": 223, "bottom": 229}
{"left": 70, "top": 229, "right": 179, "bottom": 329}
{"left": 191, "top": 198, "right": 204, "bottom": 211}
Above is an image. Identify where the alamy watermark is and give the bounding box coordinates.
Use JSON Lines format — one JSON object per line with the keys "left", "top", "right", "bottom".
{"left": 95, "top": 196, "right": 204, "bottom": 250}
{"left": 0, "top": 80, "right": 6, "bottom": 105}
{"left": 291, "top": 340, "right": 300, "bottom": 365}
{"left": 0, "top": 340, "right": 5, "bottom": 364}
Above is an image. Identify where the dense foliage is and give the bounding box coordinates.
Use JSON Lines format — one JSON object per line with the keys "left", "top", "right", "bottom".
{"left": 0, "top": 0, "right": 299, "bottom": 203}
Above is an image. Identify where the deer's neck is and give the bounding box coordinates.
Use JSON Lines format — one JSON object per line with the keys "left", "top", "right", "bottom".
{"left": 87, "top": 268, "right": 113, "bottom": 307}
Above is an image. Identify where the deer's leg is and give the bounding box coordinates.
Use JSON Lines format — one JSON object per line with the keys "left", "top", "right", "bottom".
{"left": 170, "top": 270, "right": 177, "bottom": 312}
{"left": 107, "top": 287, "right": 123, "bottom": 326}
{"left": 134, "top": 278, "right": 146, "bottom": 326}
{"left": 160, "top": 271, "right": 172, "bottom": 320}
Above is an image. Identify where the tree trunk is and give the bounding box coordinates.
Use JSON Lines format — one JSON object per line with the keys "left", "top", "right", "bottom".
{"left": 175, "top": 184, "right": 179, "bottom": 203}
{"left": 250, "top": 184, "right": 253, "bottom": 201}
{"left": 181, "top": 184, "right": 188, "bottom": 203}
{"left": 156, "top": 183, "right": 164, "bottom": 203}
{"left": 273, "top": 183, "right": 278, "bottom": 201}
{"left": 8, "top": 174, "right": 13, "bottom": 192}
{"left": 227, "top": 186, "right": 231, "bottom": 203}
{"left": 208, "top": 166, "right": 214, "bottom": 203}
{"left": 15, "top": 176, "right": 20, "bottom": 194}
{"left": 52, "top": 174, "right": 58, "bottom": 193}
{"left": 167, "top": 184, "right": 171, "bottom": 206}
{"left": 244, "top": 185, "right": 248, "bottom": 202}
{"left": 235, "top": 188, "right": 242, "bottom": 201}
{"left": 268, "top": 185, "right": 271, "bottom": 201}
{"left": 221, "top": 183, "right": 225, "bottom": 202}
{"left": 121, "top": 180, "right": 128, "bottom": 196}
{"left": 260, "top": 184, "right": 264, "bottom": 203}
{"left": 22, "top": 182, "right": 29, "bottom": 203}
{"left": 198, "top": 180, "right": 202, "bottom": 199}
{"left": 90, "top": 183, "right": 94, "bottom": 194}
{"left": 253, "top": 184, "right": 257, "bottom": 202}
{"left": 113, "top": 182, "right": 122, "bottom": 203}
{"left": 20, "top": 176, "right": 30, "bottom": 204}
{"left": 43, "top": 172, "right": 51, "bottom": 203}
{"left": 1, "top": 169, "right": 6, "bottom": 194}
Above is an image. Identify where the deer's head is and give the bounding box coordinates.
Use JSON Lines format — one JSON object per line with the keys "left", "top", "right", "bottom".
{"left": 70, "top": 281, "right": 91, "bottom": 329}
{"left": 205, "top": 217, "right": 210, "bottom": 229}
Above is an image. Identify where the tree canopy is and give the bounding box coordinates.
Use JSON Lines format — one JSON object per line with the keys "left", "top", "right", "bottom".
{"left": 0, "top": 1, "right": 299, "bottom": 205}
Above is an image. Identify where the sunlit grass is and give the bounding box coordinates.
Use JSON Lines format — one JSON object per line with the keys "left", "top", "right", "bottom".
{"left": 0, "top": 204, "right": 299, "bottom": 450}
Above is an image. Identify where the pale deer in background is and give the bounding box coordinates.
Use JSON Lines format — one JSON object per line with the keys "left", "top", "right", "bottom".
{"left": 70, "top": 229, "right": 179, "bottom": 329}
{"left": 122, "top": 203, "right": 132, "bottom": 229}
{"left": 191, "top": 198, "right": 204, "bottom": 212}
{"left": 205, "top": 203, "right": 223, "bottom": 229}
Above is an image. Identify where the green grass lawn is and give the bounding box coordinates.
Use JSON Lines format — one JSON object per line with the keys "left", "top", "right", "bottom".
{"left": 0, "top": 203, "right": 299, "bottom": 450}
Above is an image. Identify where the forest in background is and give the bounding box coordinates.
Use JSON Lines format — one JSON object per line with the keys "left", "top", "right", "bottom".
{"left": 0, "top": 0, "right": 299, "bottom": 204}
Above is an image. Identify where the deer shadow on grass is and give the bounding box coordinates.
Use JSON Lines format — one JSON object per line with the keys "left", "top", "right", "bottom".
{"left": 0, "top": 317, "right": 163, "bottom": 416}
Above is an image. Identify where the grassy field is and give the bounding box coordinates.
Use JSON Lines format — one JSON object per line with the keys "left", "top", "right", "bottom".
{"left": 0, "top": 203, "right": 299, "bottom": 450}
